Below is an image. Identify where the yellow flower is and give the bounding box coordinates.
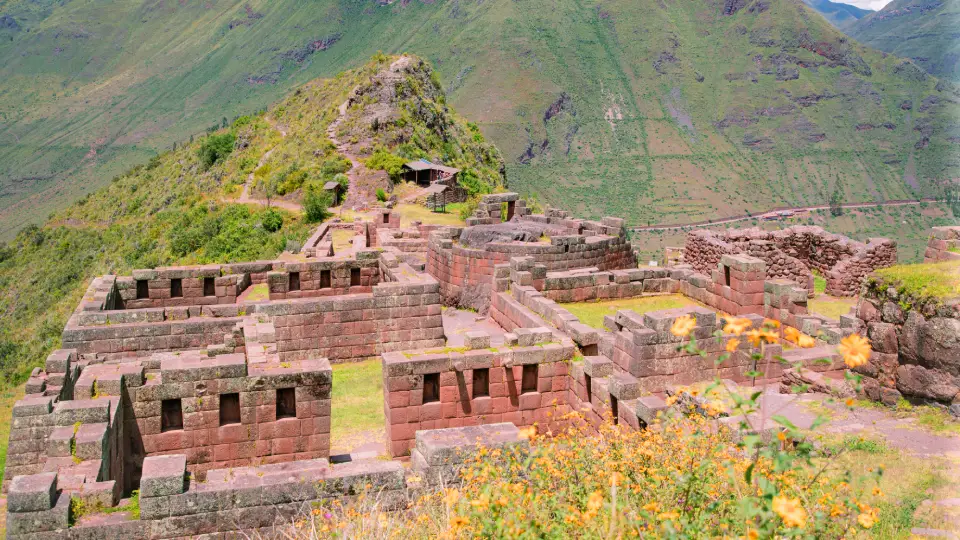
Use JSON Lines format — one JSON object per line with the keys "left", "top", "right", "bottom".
{"left": 642, "top": 501, "right": 659, "bottom": 513}
{"left": 470, "top": 495, "right": 490, "bottom": 510}
{"left": 797, "top": 334, "right": 816, "bottom": 348}
{"left": 745, "top": 529, "right": 759, "bottom": 540}
{"left": 764, "top": 318, "right": 781, "bottom": 329}
{"left": 450, "top": 515, "right": 469, "bottom": 528}
{"left": 723, "top": 317, "right": 753, "bottom": 336}
{"left": 665, "top": 395, "right": 679, "bottom": 406}
{"left": 671, "top": 315, "right": 696, "bottom": 338}
{"left": 784, "top": 326, "right": 801, "bottom": 343}
{"left": 857, "top": 512, "right": 876, "bottom": 529}
{"left": 772, "top": 495, "right": 807, "bottom": 528}
{"left": 777, "top": 430, "right": 787, "bottom": 442}
{"left": 844, "top": 398, "right": 855, "bottom": 407}
{"left": 746, "top": 328, "right": 779, "bottom": 347}
{"left": 838, "top": 334, "right": 871, "bottom": 368}
{"left": 726, "top": 338, "right": 741, "bottom": 353}
{"left": 518, "top": 426, "right": 536, "bottom": 440}
{"left": 444, "top": 488, "right": 460, "bottom": 506}
{"left": 657, "top": 511, "right": 680, "bottom": 520}
{"left": 587, "top": 491, "right": 604, "bottom": 513}
{"left": 872, "top": 487, "right": 883, "bottom": 496}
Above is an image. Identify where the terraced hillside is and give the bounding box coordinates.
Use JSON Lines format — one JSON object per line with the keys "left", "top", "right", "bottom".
{"left": 0, "top": 0, "right": 957, "bottom": 239}
{"left": 0, "top": 54, "right": 501, "bottom": 391}
{"left": 850, "top": 0, "right": 960, "bottom": 82}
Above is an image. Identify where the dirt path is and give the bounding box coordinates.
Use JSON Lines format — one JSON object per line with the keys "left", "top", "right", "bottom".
{"left": 236, "top": 121, "right": 301, "bottom": 212}
{"left": 631, "top": 198, "right": 940, "bottom": 232}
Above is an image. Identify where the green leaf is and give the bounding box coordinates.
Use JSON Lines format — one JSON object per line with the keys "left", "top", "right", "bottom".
{"left": 745, "top": 462, "right": 755, "bottom": 484}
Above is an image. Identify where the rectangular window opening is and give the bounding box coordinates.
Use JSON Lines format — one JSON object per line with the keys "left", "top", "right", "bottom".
{"left": 584, "top": 373, "right": 593, "bottom": 404}
{"left": 289, "top": 272, "right": 301, "bottom": 292}
{"left": 203, "top": 277, "right": 216, "bottom": 297}
{"left": 383, "top": 213, "right": 390, "bottom": 224}
{"left": 472, "top": 368, "right": 490, "bottom": 398}
{"left": 423, "top": 373, "right": 440, "bottom": 404}
{"left": 161, "top": 399, "right": 183, "bottom": 432}
{"left": 170, "top": 278, "right": 183, "bottom": 298}
{"left": 219, "top": 393, "right": 241, "bottom": 426}
{"left": 521, "top": 364, "right": 538, "bottom": 394}
{"left": 276, "top": 388, "right": 297, "bottom": 419}
{"left": 610, "top": 395, "right": 619, "bottom": 425}
{"left": 136, "top": 280, "right": 149, "bottom": 300}
{"left": 320, "top": 270, "right": 331, "bottom": 289}
{"left": 350, "top": 268, "right": 361, "bottom": 287}
{"left": 724, "top": 265, "right": 731, "bottom": 287}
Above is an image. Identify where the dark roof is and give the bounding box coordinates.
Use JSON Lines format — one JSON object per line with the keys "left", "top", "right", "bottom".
{"left": 323, "top": 181, "right": 341, "bottom": 191}
{"left": 403, "top": 159, "right": 460, "bottom": 175}
{"left": 425, "top": 183, "right": 449, "bottom": 194}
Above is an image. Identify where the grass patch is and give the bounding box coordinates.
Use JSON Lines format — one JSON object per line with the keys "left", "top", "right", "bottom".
{"left": 813, "top": 273, "right": 826, "bottom": 294}
{"left": 331, "top": 229, "right": 356, "bottom": 253}
{"left": 243, "top": 283, "right": 270, "bottom": 302}
{"left": 808, "top": 295, "right": 856, "bottom": 321}
{"left": 330, "top": 359, "right": 384, "bottom": 449}
{"left": 563, "top": 294, "right": 700, "bottom": 329}
{"left": 873, "top": 261, "right": 960, "bottom": 300}
{"left": 396, "top": 203, "right": 465, "bottom": 228}
{"left": 916, "top": 407, "right": 960, "bottom": 435}
{"left": 0, "top": 385, "right": 24, "bottom": 481}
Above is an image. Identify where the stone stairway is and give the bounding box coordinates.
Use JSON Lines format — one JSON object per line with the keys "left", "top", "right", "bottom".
{"left": 241, "top": 317, "right": 278, "bottom": 364}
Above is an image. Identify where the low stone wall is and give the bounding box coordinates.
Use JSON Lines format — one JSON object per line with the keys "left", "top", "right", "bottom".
{"left": 6, "top": 455, "right": 405, "bottom": 539}
{"left": 260, "top": 279, "right": 445, "bottom": 363}
{"left": 684, "top": 226, "right": 896, "bottom": 296}
{"left": 851, "top": 273, "right": 960, "bottom": 413}
{"left": 924, "top": 226, "right": 960, "bottom": 263}
{"left": 381, "top": 328, "right": 575, "bottom": 457}
{"left": 266, "top": 255, "right": 380, "bottom": 300}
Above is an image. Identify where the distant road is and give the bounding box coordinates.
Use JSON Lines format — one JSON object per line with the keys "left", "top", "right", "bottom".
{"left": 630, "top": 198, "right": 942, "bottom": 232}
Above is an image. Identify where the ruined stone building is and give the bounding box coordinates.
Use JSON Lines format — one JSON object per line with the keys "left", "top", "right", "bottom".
{"left": 7, "top": 193, "right": 956, "bottom": 539}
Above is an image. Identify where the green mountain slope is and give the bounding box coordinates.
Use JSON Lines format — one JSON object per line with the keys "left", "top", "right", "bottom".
{"left": 850, "top": 0, "right": 960, "bottom": 82}
{"left": 803, "top": 0, "right": 873, "bottom": 29}
{"left": 0, "top": 0, "right": 957, "bottom": 239}
{"left": 0, "top": 53, "right": 500, "bottom": 389}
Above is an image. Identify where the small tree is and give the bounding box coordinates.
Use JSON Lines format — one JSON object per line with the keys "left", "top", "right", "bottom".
{"left": 376, "top": 188, "right": 388, "bottom": 202}
{"left": 198, "top": 133, "right": 236, "bottom": 171}
{"left": 257, "top": 173, "right": 280, "bottom": 208}
{"left": 303, "top": 185, "right": 332, "bottom": 223}
{"left": 829, "top": 183, "right": 843, "bottom": 217}
{"left": 261, "top": 209, "right": 283, "bottom": 232}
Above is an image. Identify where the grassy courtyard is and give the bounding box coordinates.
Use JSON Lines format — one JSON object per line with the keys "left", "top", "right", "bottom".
{"left": 563, "top": 294, "right": 701, "bottom": 329}
{"left": 329, "top": 358, "right": 385, "bottom": 454}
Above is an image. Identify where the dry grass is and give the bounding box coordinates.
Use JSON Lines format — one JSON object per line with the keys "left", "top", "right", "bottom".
{"left": 563, "top": 294, "right": 701, "bottom": 329}
{"left": 396, "top": 203, "right": 465, "bottom": 228}
{"left": 808, "top": 295, "right": 856, "bottom": 321}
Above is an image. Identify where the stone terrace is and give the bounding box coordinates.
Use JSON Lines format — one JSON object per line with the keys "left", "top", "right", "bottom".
{"left": 6, "top": 201, "right": 924, "bottom": 539}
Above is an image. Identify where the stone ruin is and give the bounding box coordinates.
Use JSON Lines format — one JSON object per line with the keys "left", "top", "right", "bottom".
{"left": 7, "top": 192, "right": 956, "bottom": 539}
{"left": 684, "top": 226, "right": 897, "bottom": 296}
{"left": 924, "top": 226, "right": 960, "bottom": 263}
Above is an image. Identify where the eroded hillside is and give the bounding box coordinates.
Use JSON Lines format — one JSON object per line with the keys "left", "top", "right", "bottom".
{"left": 0, "top": 0, "right": 956, "bottom": 238}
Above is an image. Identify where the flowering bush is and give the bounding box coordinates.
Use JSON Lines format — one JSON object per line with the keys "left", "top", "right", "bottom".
{"left": 293, "top": 319, "right": 885, "bottom": 539}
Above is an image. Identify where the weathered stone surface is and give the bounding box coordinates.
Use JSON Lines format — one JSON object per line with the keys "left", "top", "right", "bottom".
{"left": 895, "top": 364, "right": 959, "bottom": 402}
{"left": 141, "top": 455, "right": 187, "bottom": 498}
{"left": 917, "top": 318, "right": 960, "bottom": 376}
{"left": 8, "top": 472, "right": 57, "bottom": 512}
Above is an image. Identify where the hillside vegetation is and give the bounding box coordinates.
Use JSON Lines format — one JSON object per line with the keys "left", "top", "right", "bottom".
{"left": 0, "top": 0, "right": 957, "bottom": 239}
{"left": 803, "top": 0, "right": 873, "bottom": 29}
{"left": 0, "top": 54, "right": 499, "bottom": 390}
{"left": 850, "top": 0, "right": 960, "bottom": 82}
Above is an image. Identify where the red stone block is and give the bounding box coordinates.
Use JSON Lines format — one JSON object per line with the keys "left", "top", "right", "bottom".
{"left": 389, "top": 390, "right": 410, "bottom": 408}
{"left": 420, "top": 401, "right": 442, "bottom": 421}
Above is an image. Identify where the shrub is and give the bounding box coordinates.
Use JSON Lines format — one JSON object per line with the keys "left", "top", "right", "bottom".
{"left": 366, "top": 149, "right": 407, "bottom": 178}
{"left": 320, "top": 156, "right": 352, "bottom": 177}
{"left": 197, "top": 133, "right": 236, "bottom": 171}
{"left": 333, "top": 173, "right": 349, "bottom": 190}
{"left": 303, "top": 185, "right": 332, "bottom": 223}
{"left": 376, "top": 188, "right": 388, "bottom": 202}
{"left": 261, "top": 209, "right": 283, "bottom": 233}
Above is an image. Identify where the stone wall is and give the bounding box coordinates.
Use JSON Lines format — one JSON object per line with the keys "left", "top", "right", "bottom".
{"left": 119, "top": 267, "right": 248, "bottom": 310}
{"left": 851, "top": 274, "right": 960, "bottom": 413}
{"left": 924, "top": 226, "right": 960, "bottom": 263}
{"left": 684, "top": 226, "right": 896, "bottom": 296}
{"left": 381, "top": 328, "right": 575, "bottom": 457}
{"left": 266, "top": 256, "right": 380, "bottom": 300}
{"left": 260, "top": 279, "right": 445, "bottom": 363}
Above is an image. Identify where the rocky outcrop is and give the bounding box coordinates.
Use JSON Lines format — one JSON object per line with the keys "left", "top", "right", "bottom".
{"left": 852, "top": 267, "right": 960, "bottom": 414}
